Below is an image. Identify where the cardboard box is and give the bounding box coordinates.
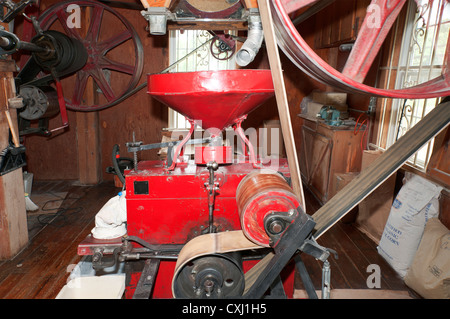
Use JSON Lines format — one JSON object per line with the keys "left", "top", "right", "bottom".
{"left": 332, "top": 172, "right": 360, "bottom": 223}
{"left": 356, "top": 150, "right": 397, "bottom": 244}
{"left": 312, "top": 91, "right": 348, "bottom": 107}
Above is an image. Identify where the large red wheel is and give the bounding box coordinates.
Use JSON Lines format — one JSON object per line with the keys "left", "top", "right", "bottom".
{"left": 37, "top": 0, "right": 144, "bottom": 111}
{"left": 271, "top": 0, "right": 449, "bottom": 98}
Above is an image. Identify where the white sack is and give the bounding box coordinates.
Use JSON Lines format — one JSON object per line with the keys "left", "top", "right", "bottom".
{"left": 91, "top": 192, "right": 127, "bottom": 239}
{"left": 377, "top": 173, "right": 443, "bottom": 278}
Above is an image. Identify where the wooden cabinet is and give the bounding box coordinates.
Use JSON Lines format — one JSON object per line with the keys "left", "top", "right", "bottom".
{"left": 297, "top": 114, "right": 365, "bottom": 204}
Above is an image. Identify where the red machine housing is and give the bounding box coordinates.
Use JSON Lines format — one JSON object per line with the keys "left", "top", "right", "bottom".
{"left": 124, "top": 159, "right": 295, "bottom": 298}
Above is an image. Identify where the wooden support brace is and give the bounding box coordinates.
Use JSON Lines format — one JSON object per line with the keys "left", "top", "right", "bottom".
{"left": 257, "top": 0, "right": 306, "bottom": 210}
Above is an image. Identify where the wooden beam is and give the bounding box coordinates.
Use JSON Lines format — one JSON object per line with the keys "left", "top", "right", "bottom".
{"left": 76, "top": 8, "right": 101, "bottom": 185}
{"left": 0, "top": 59, "right": 28, "bottom": 260}
{"left": 257, "top": 0, "right": 306, "bottom": 209}
{"left": 76, "top": 110, "right": 101, "bottom": 185}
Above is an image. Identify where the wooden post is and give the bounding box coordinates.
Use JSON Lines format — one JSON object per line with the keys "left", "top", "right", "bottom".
{"left": 0, "top": 59, "right": 29, "bottom": 260}
{"left": 76, "top": 110, "right": 101, "bottom": 185}
{"left": 76, "top": 8, "right": 101, "bottom": 185}
{"left": 257, "top": 0, "right": 306, "bottom": 209}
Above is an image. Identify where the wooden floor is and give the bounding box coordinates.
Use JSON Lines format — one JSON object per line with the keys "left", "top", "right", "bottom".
{"left": 0, "top": 180, "right": 118, "bottom": 299}
{"left": 0, "top": 180, "right": 415, "bottom": 299}
{"left": 294, "top": 188, "right": 415, "bottom": 297}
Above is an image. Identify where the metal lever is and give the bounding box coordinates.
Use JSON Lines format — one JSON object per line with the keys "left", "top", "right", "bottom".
{"left": 49, "top": 70, "right": 69, "bottom": 133}
{"left": 204, "top": 161, "right": 219, "bottom": 234}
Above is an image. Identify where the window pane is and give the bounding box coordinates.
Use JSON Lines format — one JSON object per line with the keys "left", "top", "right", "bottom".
{"left": 382, "top": 0, "right": 448, "bottom": 170}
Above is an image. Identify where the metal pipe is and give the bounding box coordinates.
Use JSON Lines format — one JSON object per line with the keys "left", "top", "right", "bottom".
{"left": 236, "top": 9, "right": 263, "bottom": 67}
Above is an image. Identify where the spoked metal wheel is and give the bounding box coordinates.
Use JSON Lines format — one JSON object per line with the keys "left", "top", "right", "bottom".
{"left": 37, "top": 0, "right": 144, "bottom": 111}
{"left": 271, "top": 0, "right": 449, "bottom": 98}
{"left": 210, "top": 33, "right": 236, "bottom": 61}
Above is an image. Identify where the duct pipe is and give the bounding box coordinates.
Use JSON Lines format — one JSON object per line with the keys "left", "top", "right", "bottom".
{"left": 236, "top": 9, "right": 263, "bottom": 67}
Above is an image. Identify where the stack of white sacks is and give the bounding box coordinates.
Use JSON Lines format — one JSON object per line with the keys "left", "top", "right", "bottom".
{"left": 377, "top": 172, "right": 449, "bottom": 298}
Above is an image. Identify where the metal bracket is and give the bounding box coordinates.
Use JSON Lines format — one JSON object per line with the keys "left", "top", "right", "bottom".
{"left": 242, "top": 206, "right": 338, "bottom": 299}
{"left": 264, "top": 209, "right": 297, "bottom": 246}
{"left": 132, "top": 259, "right": 160, "bottom": 299}
{"left": 141, "top": 7, "right": 175, "bottom": 35}
{"left": 299, "top": 236, "right": 338, "bottom": 263}
{"left": 242, "top": 209, "right": 315, "bottom": 299}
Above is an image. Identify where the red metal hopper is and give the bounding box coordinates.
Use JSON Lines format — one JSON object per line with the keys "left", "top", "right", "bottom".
{"left": 147, "top": 70, "right": 274, "bottom": 131}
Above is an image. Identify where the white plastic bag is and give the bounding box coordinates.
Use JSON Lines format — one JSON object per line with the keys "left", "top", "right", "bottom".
{"left": 91, "top": 191, "right": 127, "bottom": 239}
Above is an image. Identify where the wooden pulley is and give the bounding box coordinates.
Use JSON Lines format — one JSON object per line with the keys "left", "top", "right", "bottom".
{"left": 236, "top": 169, "right": 301, "bottom": 247}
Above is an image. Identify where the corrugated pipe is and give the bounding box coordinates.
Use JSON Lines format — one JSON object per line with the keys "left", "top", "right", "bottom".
{"left": 236, "top": 10, "right": 263, "bottom": 67}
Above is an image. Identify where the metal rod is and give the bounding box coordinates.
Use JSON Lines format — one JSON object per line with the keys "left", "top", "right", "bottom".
{"left": 0, "top": 35, "right": 52, "bottom": 54}
{"left": 159, "top": 37, "right": 213, "bottom": 74}
{"left": 104, "top": 37, "right": 214, "bottom": 108}
{"left": 294, "top": 254, "right": 318, "bottom": 299}
{"left": 18, "top": 40, "right": 51, "bottom": 53}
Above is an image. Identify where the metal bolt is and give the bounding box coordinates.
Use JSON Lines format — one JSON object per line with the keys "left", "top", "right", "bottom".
{"left": 270, "top": 222, "right": 283, "bottom": 234}
{"left": 268, "top": 220, "right": 284, "bottom": 234}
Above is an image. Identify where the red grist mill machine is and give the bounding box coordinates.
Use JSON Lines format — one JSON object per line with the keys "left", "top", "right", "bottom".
{"left": 78, "top": 69, "right": 331, "bottom": 299}
{"left": 72, "top": 0, "right": 450, "bottom": 300}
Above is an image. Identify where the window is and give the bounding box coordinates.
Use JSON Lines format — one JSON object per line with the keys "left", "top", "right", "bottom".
{"left": 167, "top": 30, "right": 236, "bottom": 129}
{"left": 378, "top": 0, "right": 449, "bottom": 170}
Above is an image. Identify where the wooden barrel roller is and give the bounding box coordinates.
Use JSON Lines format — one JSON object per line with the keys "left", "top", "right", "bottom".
{"left": 236, "top": 169, "right": 301, "bottom": 247}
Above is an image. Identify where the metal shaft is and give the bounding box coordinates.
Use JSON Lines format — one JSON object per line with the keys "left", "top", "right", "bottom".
{"left": 0, "top": 35, "right": 53, "bottom": 54}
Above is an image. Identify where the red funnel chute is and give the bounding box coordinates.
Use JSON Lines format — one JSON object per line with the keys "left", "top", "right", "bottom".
{"left": 147, "top": 70, "right": 274, "bottom": 131}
